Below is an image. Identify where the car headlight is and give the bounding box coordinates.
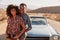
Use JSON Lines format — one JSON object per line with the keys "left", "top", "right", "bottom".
{"left": 53, "top": 36, "right": 58, "bottom": 40}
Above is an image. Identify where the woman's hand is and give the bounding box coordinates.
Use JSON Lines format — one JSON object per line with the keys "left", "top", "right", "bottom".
{"left": 14, "top": 35, "right": 19, "bottom": 39}
{"left": 13, "top": 33, "right": 21, "bottom": 39}
{"left": 6, "top": 34, "right": 9, "bottom": 38}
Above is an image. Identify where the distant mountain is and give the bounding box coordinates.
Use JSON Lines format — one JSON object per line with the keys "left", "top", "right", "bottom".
{"left": 28, "top": 6, "right": 60, "bottom": 13}
{"left": 27, "top": 9, "right": 32, "bottom": 12}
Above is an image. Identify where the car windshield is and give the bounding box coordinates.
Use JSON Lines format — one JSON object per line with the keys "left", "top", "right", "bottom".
{"left": 31, "top": 20, "right": 46, "bottom": 25}
{"left": 31, "top": 17, "right": 47, "bottom": 25}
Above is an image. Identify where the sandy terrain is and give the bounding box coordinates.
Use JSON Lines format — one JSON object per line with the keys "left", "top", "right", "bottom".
{"left": 47, "top": 19, "right": 60, "bottom": 34}
{"left": 0, "top": 20, "right": 7, "bottom": 35}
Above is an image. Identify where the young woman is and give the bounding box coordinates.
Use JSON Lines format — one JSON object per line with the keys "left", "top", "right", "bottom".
{"left": 6, "top": 5, "right": 26, "bottom": 40}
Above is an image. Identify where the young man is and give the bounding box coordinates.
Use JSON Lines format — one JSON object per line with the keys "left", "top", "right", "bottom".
{"left": 19, "top": 3, "right": 32, "bottom": 40}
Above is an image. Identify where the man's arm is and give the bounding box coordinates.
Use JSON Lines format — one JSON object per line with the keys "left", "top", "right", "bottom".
{"left": 26, "top": 15, "right": 32, "bottom": 32}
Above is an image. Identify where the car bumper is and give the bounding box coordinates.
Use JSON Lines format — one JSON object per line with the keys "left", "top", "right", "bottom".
{"left": 26, "top": 37, "right": 49, "bottom": 40}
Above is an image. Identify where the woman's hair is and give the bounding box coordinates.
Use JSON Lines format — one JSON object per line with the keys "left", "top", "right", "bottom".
{"left": 6, "top": 4, "right": 20, "bottom": 17}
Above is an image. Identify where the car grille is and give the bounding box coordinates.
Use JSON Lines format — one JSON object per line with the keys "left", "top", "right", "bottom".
{"left": 26, "top": 37, "right": 49, "bottom": 40}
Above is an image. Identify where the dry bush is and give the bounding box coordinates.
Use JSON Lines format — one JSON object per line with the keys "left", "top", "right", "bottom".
{"left": 0, "top": 9, "right": 7, "bottom": 20}
{"left": 43, "top": 13, "right": 60, "bottom": 21}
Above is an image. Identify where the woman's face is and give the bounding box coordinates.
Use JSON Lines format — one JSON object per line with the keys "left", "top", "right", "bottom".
{"left": 10, "top": 8, "right": 16, "bottom": 16}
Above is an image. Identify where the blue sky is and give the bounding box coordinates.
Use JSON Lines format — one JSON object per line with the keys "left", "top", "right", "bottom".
{"left": 0, "top": 0, "right": 60, "bottom": 10}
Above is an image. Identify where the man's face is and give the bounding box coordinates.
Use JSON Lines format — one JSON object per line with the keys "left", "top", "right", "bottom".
{"left": 20, "top": 5, "right": 27, "bottom": 14}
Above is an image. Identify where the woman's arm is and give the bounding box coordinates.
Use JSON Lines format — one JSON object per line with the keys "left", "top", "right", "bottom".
{"left": 18, "top": 19, "right": 26, "bottom": 37}
{"left": 14, "top": 17, "right": 26, "bottom": 38}
{"left": 6, "top": 18, "right": 10, "bottom": 37}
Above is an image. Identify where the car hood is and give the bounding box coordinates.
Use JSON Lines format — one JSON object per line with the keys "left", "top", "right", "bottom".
{"left": 27, "top": 24, "right": 58, "bottom": 37}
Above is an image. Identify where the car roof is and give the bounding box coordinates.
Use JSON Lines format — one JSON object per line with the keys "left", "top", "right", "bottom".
{"left": 30, "top": 16, "right": 46, "bottom": 19}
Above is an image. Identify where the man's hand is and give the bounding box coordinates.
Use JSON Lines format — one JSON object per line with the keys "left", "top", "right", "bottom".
{"left": 26, "top": 28, "right": 31, "bottom": 32}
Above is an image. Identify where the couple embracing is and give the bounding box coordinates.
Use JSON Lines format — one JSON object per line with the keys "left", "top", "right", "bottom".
{"left": 6, "top": 3, "right": 32, "bottom": 40}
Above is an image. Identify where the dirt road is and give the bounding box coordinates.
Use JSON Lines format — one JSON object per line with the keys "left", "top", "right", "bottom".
{"left": 47, "top": 19, "right": 60, "bottom": 34}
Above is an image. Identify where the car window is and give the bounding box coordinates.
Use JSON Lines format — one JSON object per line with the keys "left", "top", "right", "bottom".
{"left": 31, "top": 20, "right": 47, "bottom": 25}
{"left": 30, "top": 17, "right": 47, "bottom": 25}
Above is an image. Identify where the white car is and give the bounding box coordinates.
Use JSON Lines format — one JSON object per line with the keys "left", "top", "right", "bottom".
{"left": 26, "top": 16, "right": 59, "bottom": 40}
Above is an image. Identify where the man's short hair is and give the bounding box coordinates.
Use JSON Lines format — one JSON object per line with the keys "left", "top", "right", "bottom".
{"left": 20, "top": 3, "right": 27, "bottom": 7}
